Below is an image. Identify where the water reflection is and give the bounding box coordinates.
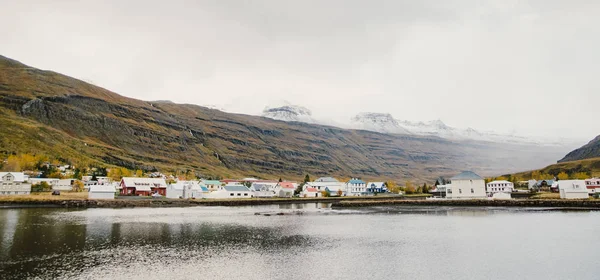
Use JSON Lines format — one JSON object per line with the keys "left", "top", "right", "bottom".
{"left": 0, "top": 204, "right": 598, "bottom": 280}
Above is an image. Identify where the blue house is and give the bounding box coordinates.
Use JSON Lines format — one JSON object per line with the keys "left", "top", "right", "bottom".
{"left": 366, "top": 182, "right": 387, "bottom": 193}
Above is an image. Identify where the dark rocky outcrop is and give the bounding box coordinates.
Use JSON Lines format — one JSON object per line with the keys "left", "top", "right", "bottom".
{"left": 559, "top": 135, "right": 600, "bottom": 162}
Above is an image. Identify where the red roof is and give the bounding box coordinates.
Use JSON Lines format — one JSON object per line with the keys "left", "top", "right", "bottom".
{"left": 279, "top": 182, "right": 295, "bottom": 189}
{"left": 305, "top": 187, "right": 318, "bottom": 192}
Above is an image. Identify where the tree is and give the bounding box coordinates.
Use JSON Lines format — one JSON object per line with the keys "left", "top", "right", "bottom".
{"left": 32, "top": 181, "right": 52, "bottom": 192}
{"left": 73, "top": 168, "right": 83, "bottom": 180}
{"left": 91, "top": 173, "right": 98, "bottom": 181}
{"left": 278, "top": 177, "right": 283, "bottom": 182}
{"left": 303, "top": 174, "right": 310, "bottom": 183}
{"left": 72, "top": 180, "right": 84, "bottom": 192}
{"left": 294, "top": 184, "right": 304, "bottom": 196}
{"left": 557, "top": 172, "right": 569, "bottom": 180}
{"left": 2, "top": 155, "right": 21, "bottom": 171}
{"left": 135, "top": 170, "right": 143, "bottom": 177}
{"left": 321, "top": 190, "right": 330, "bottom": 197}
{"left": 337, "top": 189, "right": 343, "bottom": 196}
{"left": 571, "top": 172, "right": 589, "bottom": 180}
{"left": 495, "top": 176, "right": 508, "bottom": 181}
{"left": 422, "top": 183, "right": 429, "bottom": 193}
{"left": 531, "top": 170, "right": 541, "bottom": 180}
{"left": 385, "top": 181, "right": 401, "bottom": 194}
{"left": 404, "top": 181, "right": 416, "bottom": 194}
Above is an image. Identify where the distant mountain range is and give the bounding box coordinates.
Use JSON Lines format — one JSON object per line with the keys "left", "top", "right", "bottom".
{"left": 0, "top": 55, "right": 579, "bottom": 182}
{"left": 261, "top": 105, "right": 570, "bottom": 146}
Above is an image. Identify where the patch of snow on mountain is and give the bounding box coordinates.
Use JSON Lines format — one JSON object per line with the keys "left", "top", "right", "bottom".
{"left": 262, "top": 105, "right": 315, "bottom": 123}
{"left": 350, "top": 113, "right": 412, "bottom": 134}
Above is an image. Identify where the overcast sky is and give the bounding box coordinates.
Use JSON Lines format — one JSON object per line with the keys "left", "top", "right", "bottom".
{"left": 1, "top": 0, "right": 598, "bottom": 140}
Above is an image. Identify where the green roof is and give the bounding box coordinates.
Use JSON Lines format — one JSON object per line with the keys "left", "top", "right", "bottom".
{"left": 202, "top": 180, "right": 221, "bottom": 185}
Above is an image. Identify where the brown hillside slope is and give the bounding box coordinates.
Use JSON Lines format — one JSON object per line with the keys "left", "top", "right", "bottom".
{"left": 511, "top": 157, "right": 600, "bottom": 179}
{"left": 0, "top": 55, "right": 571, "bottom": 182}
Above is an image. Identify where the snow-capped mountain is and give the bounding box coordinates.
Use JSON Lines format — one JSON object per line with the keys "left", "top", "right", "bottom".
{"left": 262, "top": 105, "right": 315, "bottom": 123}
{"left": 350, "top": 113, "right": 546, "bottom": 144}
{"left": 260, "top": 103, "right": 578, "bottom": 146}
{"left": 351, "top": 113, "right": 412, "bottom": 134}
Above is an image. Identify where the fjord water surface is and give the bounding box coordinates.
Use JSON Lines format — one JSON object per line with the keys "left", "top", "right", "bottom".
{"left": 0, "top": 204, "right": 598, "bottom": 279}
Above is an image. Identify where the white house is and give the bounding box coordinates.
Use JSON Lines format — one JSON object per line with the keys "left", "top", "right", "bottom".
{"left": 554, "top": 180, "right": 589, "bottom": 199}
{"left": 88, "top": 185, "right": 116, "bottom": 200}
{"left": 305, "top": 178, "right": 345, "bottom": 196}
{"left": 250, "top": 183, "right": 277, "bottom": 198}
{"left": 445, "top": 171, "right": 486, "bottom": 199}
{"left": 53, "top": 179, "right": 73, "bottom": 191}
{"left": 201, "top": 180, "right": 223, "bottom": 191}
{"left": 0, "top": 172, "right": 32, "bottom": 195}
{"left": 207, "top": 185, "right": 252, "bottom": 199}
{"left": 274, "top": 182, "right": 296, "bottom": 198}
{"left": 345, "top": 178, "right": 367, "bottom": 196}
{"left": 29, "top": 178, "right": 60, "bottom": 187}
{"left": 167, "top": 181, "right": 203, "bottom": 199}
{"left": 301, "top": 187, "right": 321, "bottom": 198}
{"left": 82, "top": 176, "right": 112, "bottom": 185}
{"left": 527, "top": 179, "right": 538, "bottom": 190}
{"left": 486, "top": 180, "right": 514, "bottom": 194}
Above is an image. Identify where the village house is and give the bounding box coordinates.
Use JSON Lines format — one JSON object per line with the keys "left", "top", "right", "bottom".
{"left": 207, "top": 185, "right": 252, "bottom": 199}
{"left": 445, "top": 171, "right": 486, "bottom": 199}
{"left": 251, "top": 182, "right": 277, "bottom": 198}
{"left": 201, "top": 180, "right": 223, "bottom": 191}
{"left": 0, "top": 172, "right": 32, "bottom": 195}
{"left": 53, "top": 179, "right": 73, "bottom": 191}
{"left": 274, "top": 182, "right": 296, "bottom": 198}
{"left": 345, "top": 178, "right": 367, "bottom": 196}
{"left": 82, "top": 176, "right": 112, "bottom": 185}
{"left": 486, "top": 180, "right": 514, "bottom": 194}
{"left": 88, "top": 185, "right": 116, "bottom": 200}
{"left": 584, "top": 178, "right": 600, "bottom": 194}
{"left": 527, "top": 179, "right": 538, "bottom": 190}
{"left": 553, "top": 180, "right": 589, "bottom": 199}
{"left": 305, "top": 177, "right": 345, "bottom": 196}
{"left": 366, "top": 182, "right": 387, "bottom": 194}
{"left": 166, "top": 181, "right": 203, "bottom": 199}
{"left": 301, "top": 187, "right": 321, "bottom": 198}
{"left": 120, "top": 177, "right": 168, "bottom": 196}
{"left": 28, "top": 178, "right": 60, "bottom": 187}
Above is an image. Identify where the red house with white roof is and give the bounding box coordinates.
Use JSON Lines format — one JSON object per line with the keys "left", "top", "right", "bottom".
{"left": 120, "top": 177, "right": 168, "bottom": 196}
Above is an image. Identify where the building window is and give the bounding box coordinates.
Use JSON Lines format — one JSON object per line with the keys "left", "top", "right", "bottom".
{"left": 459, "top": 189, "right": 462, "bottom": 194}
{"left": 237, "top": 193, "right": 241, "bottom": 196}
{"left": 448, "top": 189, "right": 452, "bottom": 194}
{"left": 244, "top": 193, "right": 248, "bottom": 196}
{"left": 471, "top": 188, "right": 474, "bottom": 193}
{"left": 230, "top": 193, "right": 234, "bottom": 196}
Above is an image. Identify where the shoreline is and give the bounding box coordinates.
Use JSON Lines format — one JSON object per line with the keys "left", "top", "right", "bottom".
{"left": 0, "top": 195, "right": 599, "bottom": 209}
{"left": 0, "top": 196, "right": 413, "bottom": 209}
{"left": 331, "top": 199, "right": 600, "bottom": 209}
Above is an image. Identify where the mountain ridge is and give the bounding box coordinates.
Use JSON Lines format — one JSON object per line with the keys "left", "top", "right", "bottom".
{"left": 0, "top": 55, "right": 574, "bottom": 182}
{"left": 559, "top": 135, "right": 600, "bottom": 163}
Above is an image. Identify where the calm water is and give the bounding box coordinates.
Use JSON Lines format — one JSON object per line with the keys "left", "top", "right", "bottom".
{"left": 0, "top": 204, "right": 598, "bottom": 279}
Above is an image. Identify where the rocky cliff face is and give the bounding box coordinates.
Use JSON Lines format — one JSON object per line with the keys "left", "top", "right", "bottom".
{"left": 559, "top": 135, "right": 600, "bottom": 162}
{"left": 0, "top": 55, "right": 573, "bottom": 181}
